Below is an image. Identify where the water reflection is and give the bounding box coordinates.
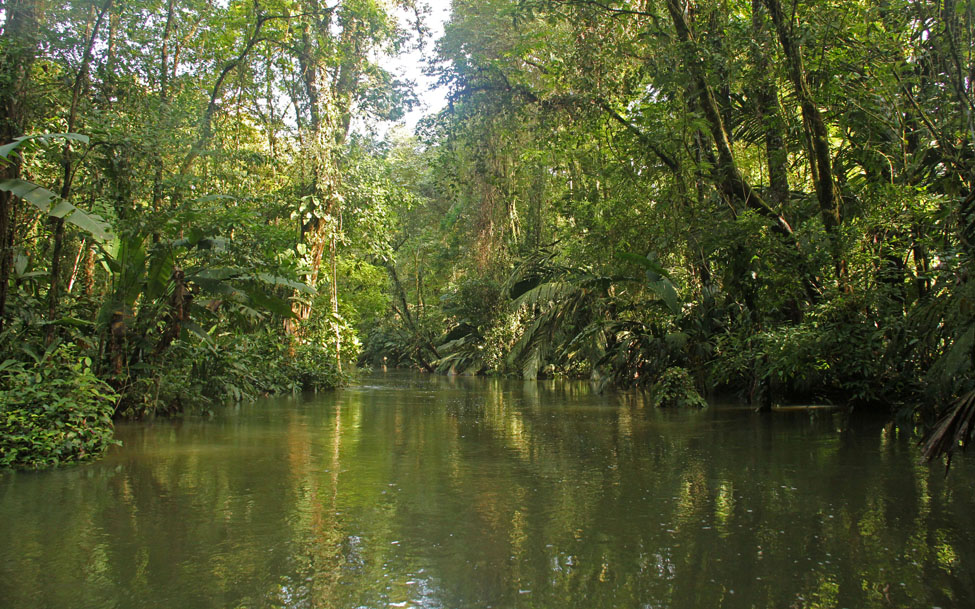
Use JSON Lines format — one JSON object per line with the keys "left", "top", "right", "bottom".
{"left": 1, "top": 370, "right": 973, "bottom": 609}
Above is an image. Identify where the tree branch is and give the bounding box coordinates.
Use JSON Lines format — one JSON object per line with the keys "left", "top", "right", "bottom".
{"left": 595, "top": 99, "right": 680, "bottom": 173}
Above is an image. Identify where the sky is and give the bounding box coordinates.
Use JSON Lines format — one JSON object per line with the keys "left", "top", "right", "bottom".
{"left": 378, "top": 0, "right": 453, "bottom": 135}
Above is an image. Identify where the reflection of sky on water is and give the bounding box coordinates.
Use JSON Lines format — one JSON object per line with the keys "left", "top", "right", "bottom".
{"left": 1, "top": 370, "right": 973, "bottom": 609}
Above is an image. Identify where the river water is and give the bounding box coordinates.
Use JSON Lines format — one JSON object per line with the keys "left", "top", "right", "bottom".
{"left": 1, "top": 371, "right": 973, "bottom": 609}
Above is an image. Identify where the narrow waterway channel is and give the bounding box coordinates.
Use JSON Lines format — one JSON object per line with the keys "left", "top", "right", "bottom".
{"left": 2, "top": 371, "right": 973, "bottom": 609}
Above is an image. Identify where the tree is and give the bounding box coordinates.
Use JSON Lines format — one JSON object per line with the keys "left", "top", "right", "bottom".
{"left": 0, "top": 0, "right": 41, "bottom": 331}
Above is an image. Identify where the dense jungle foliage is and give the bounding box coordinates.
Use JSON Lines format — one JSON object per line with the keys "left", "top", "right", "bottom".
{"left": 1, "top": 0, "right": 974, "bottom": 469}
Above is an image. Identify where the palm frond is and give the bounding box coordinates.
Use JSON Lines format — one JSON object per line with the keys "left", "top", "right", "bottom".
{"left": 922, "top": 389, "right": 975, "bottom": 466}
{"left": 513, "top": 281, "right": 581, "bottom": 309}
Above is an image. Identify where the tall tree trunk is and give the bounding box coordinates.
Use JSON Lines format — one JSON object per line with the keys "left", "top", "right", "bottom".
{"left": 750, "top": 0, "right": 790, "bottom": 208}
{"left": 705, "top": 6, "right": 734, "bottom": 138}
{"left": 151, "top": 0, "right": 175, "bottom": 216}
{"left": 290, "top": 2, "right": 368, "bottom": 375}
{"left": 665, "top": 0, "right": 793, "bottom": 235}
{"left": 179, "top": 11, "right": 271, "bottom": 175}
{"left": 667, "top": 0, "right": 821, "bottom": 305}
{"left": 83, "top": 241, "right": 96, "bottom": 296}
{"left": 295, "top": 13, "right": 340, "bottom": 307}
{"left": 0, "top": 0, "right": 41, "bottom": 332}
{"left": 45, "top": 0, "right": 111, "bottom": 344}
{"left": 762, "top": 0, "right": 845, "bottom": 279}
{"left": 942, "top": 0, "right": 975, "bottom": 161}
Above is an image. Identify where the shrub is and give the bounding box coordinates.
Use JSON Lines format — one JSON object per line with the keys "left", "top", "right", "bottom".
{"left": 113, "top": 329, "right": 346, "bottom": 417}
{"left": 285, "top": 340, "right": 344, "bottom": 391}
{"left": 710, "top": 295, "right": 895, "bottom": 404}
{"left": 650, "top": 367, "right": 708, "bottom": 409}
{"left": 0, "top": 346, "right": 118, "bottom": 470}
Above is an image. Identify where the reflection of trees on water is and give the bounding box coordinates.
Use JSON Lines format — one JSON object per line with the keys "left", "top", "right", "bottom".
{"left": 0, "top": 372, "right": 973, "bottom": 608}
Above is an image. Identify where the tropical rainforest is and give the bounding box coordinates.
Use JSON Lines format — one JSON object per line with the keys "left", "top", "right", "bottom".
{"left": 0, "top": 0, "right": 973, "bottom": 470}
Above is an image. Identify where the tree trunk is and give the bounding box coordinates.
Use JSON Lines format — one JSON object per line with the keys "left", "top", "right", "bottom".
{"left": 151, "top": 0, "right": 175, "bottom": 216}
{"left": 750, "top": 0, "right": 790, "bottom": 208}
{"left": 941, "top": 0, "right": 975, "bottom": 163}
{"left": 45, "top": 0, "right": 111, "bottom": 344}
{"left": 665, "top": 0, "right": 793, "bottom": 235}
{"left": 384, "top": 260, "right": 439, "bottom": 371}
{"left": 0, "top": 0, "right": 41, "bottom": 332}
{"left": 289, "top": 1, "right": 367, "bottom": 378}
{"left": 667, "top": 0, "right": 822, "bottom": 306}
{"left": 762, "top": 0, "right": 845, "bottom": 279}
{"left": 83, "top": 240, "right": 96, "bottom": 296}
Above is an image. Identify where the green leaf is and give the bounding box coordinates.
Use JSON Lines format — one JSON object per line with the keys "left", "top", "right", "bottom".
{"left": 191, "top": 275, "right": 243, "bottom": 298}
{"left": 617, "top": 252, "right": 671, "bottom": 280}
{"left": 171, "top": 235, "right": 228, "bottom": 250}
{"left": 118, "top": 237, "right": 147, "bottom": 307}
{"left": 255, "top": 273, "right": 317, "bottom": 295}
{"left": 145, "top": 251, "right": 175, "bottom": 301}
{"left": 649, "top": 278, "right": 681, "bottom": 315}
{"left": 243, "top": 285, "right": 296, "bottom": 318}
{"left": 191, "top": 194, "right": 235, "bottom": 204}
{"left": 939, "top": 326, "right": 975, "bottom": 381}
{"left": 14, "top": 254, "right": 27, "bottom": 276}
{"left": 0, "top": 178, "right": 113, "bottom": 241}
{"left": 191, "top": 267, "right": 240, "bottom": 281}
{"left": 181, "top": 321, "right": 215, "bottom": 346}
{"left": 0, "top": 133, "right": 90, "bottom": 162}
{"left": 39, "top": 317, "right": 95, "bottom": 328}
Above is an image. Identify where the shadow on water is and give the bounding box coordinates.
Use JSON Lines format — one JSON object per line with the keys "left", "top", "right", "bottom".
{"left": 1, "top": 369, "right": 973, "bottom": 609}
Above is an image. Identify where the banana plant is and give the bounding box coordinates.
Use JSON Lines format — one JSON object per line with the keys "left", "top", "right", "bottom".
{"left": 0, "top": 134, "right": 315, "bottom": 389}
{"left": 99, "top": 226, "right": 316, "bottom": 375}
{"left": 0, "top": 134, "right": 113, "bottom": 241}
{"left": 616, "top": 252, "right": 682, "bottom": 315}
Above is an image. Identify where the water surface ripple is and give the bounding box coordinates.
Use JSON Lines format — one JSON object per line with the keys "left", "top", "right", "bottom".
{"left": 2, "top": 371, "right": 973, "bottom": 609}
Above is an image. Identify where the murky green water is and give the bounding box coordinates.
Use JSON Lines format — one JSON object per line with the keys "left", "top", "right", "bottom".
{"left": 1, "top": 371, "right": 973, "bottom": 609}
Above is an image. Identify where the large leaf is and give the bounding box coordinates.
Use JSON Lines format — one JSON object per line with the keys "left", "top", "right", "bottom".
{"left": 189, "top": 268, "right": 315, "bottom": 300}
{"left": 507, "top": 308, "right": 555, "bottom": 375}
{"left": 649, "top": 278, "right": 681, "bottom": 315}
{"left": 616, "top": 253, "right": 681, "bottom": 314}
{"left": 173, "top": 227, "right": 228, "bottom": 250}
{"left": 521, "top": 346, "right": 543, "bottom": 380}
{"left": 509, "top": 275, "right": 544, "bottom": 300}
{"left": 0, "top": 178, "right": 113, "bottom": 241}
{"left": 256, "top": 273, "right": 317, "bottom": 295}
{"left": 513, "top": 281, "right": 578, "bottom": 308}
{"left": 191, "top": 275, "right": 244, "bottom": 298}
{"left": 145, "top": 250, "right": 176, "bottom": 301}
{"left": 39, "top": 316, "right": 95, "bottom": 328}
{"left": 617, "top": 252, "right": 671, "bottom": 280}
{"left": 191, "top": 267, "right": 240, "bottom": 282}
{"left": 0, "top": 133, "right": 90, "bottom": 162}
{"left": 181, "top": 321, "right": 216, "bottom": 347}
{"left": 242, "top": 285, "right": 296, "bottom": 319}
{"left": 108, "top": 236, "right": 147, "bottom": 309}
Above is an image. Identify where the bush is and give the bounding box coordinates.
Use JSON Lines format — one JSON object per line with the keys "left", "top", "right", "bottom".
{"left": 113, "top": 329, "right": 346, "bottom": 417}
{"left": 285, "top": 340, "right": 344, "bottom": 391}
{"left": 650, "top": 367, "right": 708, "bottom": 409}
{"left": 710, "top": 295, "right": 894, "bottom": 404}
{"left": 0, "top": 346, "right": 118, "bottom": 470}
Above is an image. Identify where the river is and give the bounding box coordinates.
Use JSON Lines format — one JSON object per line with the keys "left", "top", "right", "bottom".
{"left": 1, "top": 371, "right": 973, "bottom": 608}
